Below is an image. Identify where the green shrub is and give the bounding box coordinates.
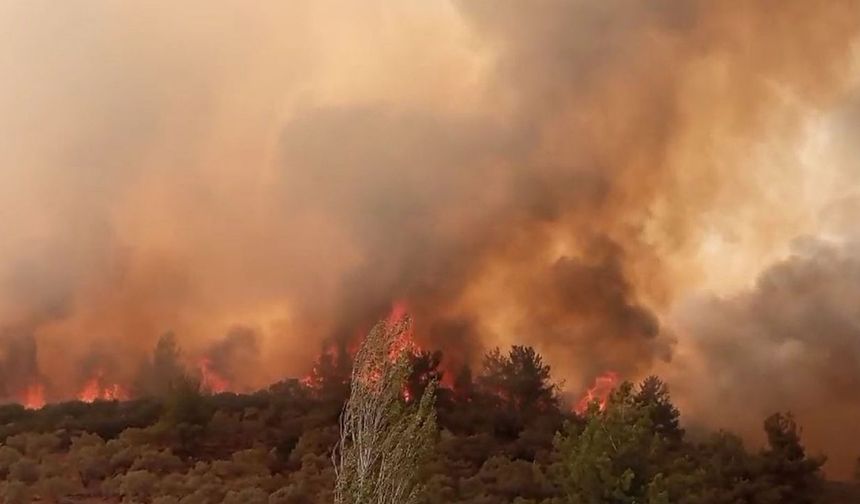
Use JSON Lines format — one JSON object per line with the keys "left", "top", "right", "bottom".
{"left": 0, "top": 480, "right": 30, "bottom": 504}
{"left": 8, "top": 457, "right": 40, "bottom": 484}
{"left": 223, "top": 487, "right": 269, "bottom": 504}
{"left": 119, "top": 469, "right": 158, "bottom": 501}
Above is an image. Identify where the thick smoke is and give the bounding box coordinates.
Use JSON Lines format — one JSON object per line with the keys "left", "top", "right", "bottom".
{"left": 670, "top": 238, "right": 860, "bottom": 478}
{"left": 1, "top": 0, "right": 859, "bottom": 476}
{"left": 202, "top": 326, "right": 263, "bottom": 392}
{"left": 0, "top": 329, "right": 41, "bottom": 401}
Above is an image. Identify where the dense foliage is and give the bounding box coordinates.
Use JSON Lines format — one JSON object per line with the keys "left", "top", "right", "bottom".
{"left": 0, "top": 344, "right": 856, "bottom": 503}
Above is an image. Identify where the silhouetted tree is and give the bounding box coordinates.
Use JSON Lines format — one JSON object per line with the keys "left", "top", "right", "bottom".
{"left": 452, "top": 365, "right": 475, "bottom": 403}
{"left": 854, "top": 456, "right": 860, "bottom": 482}
{"left": 407, "top": 350, "right": 443, "bottom": 402}
{"left": 635, "top": 376, "right": 683, "bottom": 444}
{"left": 157, "top": 374, "right": 214, "bottom": 456}
{"left": 136, "top": 333, "right": 188, "bottom": 398}
{"left": 478, "top": 346, "right": 558, "bottom": 414}
{"left": 760, "top": 412, "right": 824, "bottom": 504}
{"left": 306, "top": 341, "right": 352, "bottom": 406}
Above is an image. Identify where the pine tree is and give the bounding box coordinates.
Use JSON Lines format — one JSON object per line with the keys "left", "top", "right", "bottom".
{"left": 635, "top": 376, "right": 683, "bottom": 444}
{"left": 554, "top": 382, "right": 667, "bottom": 504}
{"left": 760, "top": 412, "right": 824, "bottom": 504}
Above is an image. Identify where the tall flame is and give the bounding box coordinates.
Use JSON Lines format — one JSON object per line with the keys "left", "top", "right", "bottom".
{"left": 575, "top": 371, "right": 619, "bottom": 414}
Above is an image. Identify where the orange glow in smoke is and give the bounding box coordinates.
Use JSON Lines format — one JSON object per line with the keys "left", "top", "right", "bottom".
{"left": 387, "top": 300, "right": 409, "bottom": 324}
{"left": 198, "top": 358, "right": 230, "bottom": 393}
{"left": 386, "top": 300, "right": 418, "bottom": 361}
{"left": 22, "top": 383, "right": 45, "bottom": 410}
{"left": 78, "top": 371, "right": 129, "bottom": 403}
{"left": 575, "top": 371, "right": 619, "bottom": 414}
{"left": 302, "top": 300, "right": 452, "bottom": 398}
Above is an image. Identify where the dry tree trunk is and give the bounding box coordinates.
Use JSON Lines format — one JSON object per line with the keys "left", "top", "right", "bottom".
{"left": 333, "top": 315, "right": 437, "bottom": 504}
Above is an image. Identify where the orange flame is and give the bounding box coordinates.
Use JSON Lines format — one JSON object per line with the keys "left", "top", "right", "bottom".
{"left": 78, "top": 379, "right": 100, "bottom": 403}
{"left": 303, "top": 300, "right": 450, "bottom": 398}
{"left": 78, "top": 372, "right": 129, "bottom": 403}
{"left": 299, "top": 373, "right": 315, "bottom": 388}
{"left": 198, "top": 358, "right": 230, "bottom": 393}
{"left": 22, "top": 383, "right": 45, "bottom": 410}
{"left": 386, "top": 300, "right": 418, "bottom": 361}
{"left": 301, "top": 341, "right": 342, "bottom": 390}
{"left": 387, "top": 299, "right": 409, "bottom": 324}
{"left": 575, "top": 371, "right": 619, "bottom": 414}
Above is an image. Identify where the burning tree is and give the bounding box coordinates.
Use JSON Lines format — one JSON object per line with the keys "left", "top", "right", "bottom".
{"left": 333, "top": 314, "right": 437, "bottom": 504}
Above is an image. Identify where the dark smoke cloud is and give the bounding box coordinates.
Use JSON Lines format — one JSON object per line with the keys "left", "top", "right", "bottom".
{"left": 520, "top": 238, "right": 667, "bottom": 380}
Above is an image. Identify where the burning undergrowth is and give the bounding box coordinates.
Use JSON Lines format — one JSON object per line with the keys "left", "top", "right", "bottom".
{"left": 0, "top": 326, "right": 267, "bottom": 407}
{"left": 0, "top": 301, "right": 619, "bottom": 423}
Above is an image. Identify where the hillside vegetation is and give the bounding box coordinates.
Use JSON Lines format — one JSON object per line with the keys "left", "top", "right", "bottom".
{"left": 0, "top": 340, "right": 857, "bottom": 503}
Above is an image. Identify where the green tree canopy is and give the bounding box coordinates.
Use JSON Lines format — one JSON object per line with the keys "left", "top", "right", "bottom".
{"left": 478, "top": 346, "right": 559, "bottom": 414}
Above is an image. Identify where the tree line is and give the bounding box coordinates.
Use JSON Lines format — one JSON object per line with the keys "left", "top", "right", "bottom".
{"left": 0, "top": 318, "right": 857, "bottom": 503}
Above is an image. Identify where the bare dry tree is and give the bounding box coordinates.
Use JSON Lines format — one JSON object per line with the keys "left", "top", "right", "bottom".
{"left": 333, "top": 315, "right": 437, "bottom": 504}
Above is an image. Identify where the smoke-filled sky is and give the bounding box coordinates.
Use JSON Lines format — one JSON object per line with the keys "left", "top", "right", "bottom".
{"left": 1, "top": 0, "right": 859, "bottom": 477}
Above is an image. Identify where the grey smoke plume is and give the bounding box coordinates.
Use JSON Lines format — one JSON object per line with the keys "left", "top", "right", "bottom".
{"left": 670, "top": 238, "right": 860, "bottom": 478}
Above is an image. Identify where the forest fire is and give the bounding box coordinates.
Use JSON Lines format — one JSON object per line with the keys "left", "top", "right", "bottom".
{"left": 3, "top": 302, "right": 609, "bottom": 416}
{"left": 302, "top": 301, "right": 424, "bottom": 391}
{"left": 21, "top": 383, "right": 45, "bottom": 410}
{"left": 385, "top": 302, "right": 419, "bottom": 361}
{"left": 574, "top": 371, "right": 620, "bottom": 414}
{"left": 198, "top": 358, "right": 230, "bottom": 393}
{"left": 1, "top": 0, "right": 860, "bottom": 485}
{"left": 300, "top": 340, "right": 345, "bottom": 390}
{"left": 77, "top": 372, "right": 129, "bottom": 403}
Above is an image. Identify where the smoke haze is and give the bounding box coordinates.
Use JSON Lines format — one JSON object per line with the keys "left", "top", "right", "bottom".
{"left": 1, "top": 0, "right": 859, "bottom": 477}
